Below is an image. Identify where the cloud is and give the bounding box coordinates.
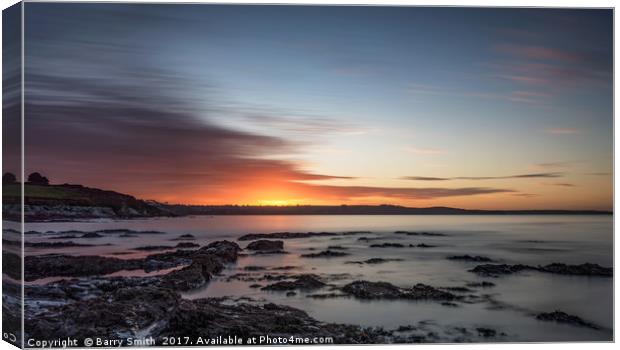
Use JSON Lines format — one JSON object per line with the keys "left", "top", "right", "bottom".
{"left": 492, "top": 44, "right": 611, "bottom": 89}
{"left": 551, "top": 183, "right": 576, "bottom": 187}
{"left": 243, "top": 114, "right": 367, "bottom": 136}
{"left": 544, "top": 128, "right": 580, "bottom": 135}
{"left": 26, "top": 67, "right": 514, "bottom": 204}
{"left": 402, "top": 172, "right": 563, "bottom": 181}
{"left": 533, "top": 161, "right": 577, "bottom": 169}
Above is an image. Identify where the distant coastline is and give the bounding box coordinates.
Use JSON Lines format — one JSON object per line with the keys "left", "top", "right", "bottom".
{"left": 162, "top": 204, "right": 612, "bottom": 216}
{"left": 2, "top": 182, "right": 611, "bottom": 222}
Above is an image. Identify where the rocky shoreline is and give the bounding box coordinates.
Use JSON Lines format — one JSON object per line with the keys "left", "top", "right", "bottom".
{"left": 3, "top": 228, "right": 612, "bottom": 344}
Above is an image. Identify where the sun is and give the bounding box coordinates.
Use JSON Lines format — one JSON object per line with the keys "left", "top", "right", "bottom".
{"left": 257, "top": 199, "right": 295, "bottom": 206}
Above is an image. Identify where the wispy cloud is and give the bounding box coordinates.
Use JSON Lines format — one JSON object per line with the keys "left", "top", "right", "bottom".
{"left": 550, "top": 183, "right": 576, "bottom": 187}
{"left": 402, "top": 172, "right": 563, "bottom": 181}
{"left": 533, "top": 161, "right": 577, "bottom": 169}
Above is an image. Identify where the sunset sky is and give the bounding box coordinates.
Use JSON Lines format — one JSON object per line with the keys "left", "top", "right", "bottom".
{"left": 20, "top": 4, "right": 613, "bottom": 210}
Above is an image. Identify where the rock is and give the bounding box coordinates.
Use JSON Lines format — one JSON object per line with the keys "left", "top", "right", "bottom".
{"left": 469, "top": 264, "right": 534, "bottom": 277}
{"left": 170, "top": 234, "right": 196, "bottom": 241}
{"left": 301, "top": 250, "right": 349, "bottom": 258}
{"left": 239, "top": 232, "right": 338, "bottom": 241}
{"left": 448, "top": 255, "right": 494, "bottom": 262}
{"left": 25, "top": 241, "right": 95, "bottom": 248}
{"left": 306, "top": 293, "right": 348, "bottom": 299}
{"left": 470, "top": 262, "right": 612, "bottom": 277}
{"left": 245, "top": 240, "right": 284, "bottom": 251}
{"left": 370, "top": 243, "right": 405, "bottom": 248}
{"left": 243, "top": 266, "right": 266, "bottom": 271}
{"left": 411, "top": 244, "right": 435, "bottom": 248}
{"left": 342, "top": 281, "right": 459, "bottom": 301}
{"left": 465, "top": 281, "right": 495, "bottom": 288}
{"left": 327, "top": 245, "right": 348, "bottom": 250}
{"left": 262, "top": 275, "right": 326, "bottom": 291}
{"left": 346, "top": 258, "right": 403, "bottom": 265}
{"left": 249, "top": 284, "right": 262, "bottom": 289}
{"left": 395, "top": 231, "right": 446, "bottom": 236}
{"left": 441, "top": 302, "right": 459, "bottom": 307}
{"left": 81, "top": 232, "right": 103, "bottom": 238}
{"left": 341, "top": 281, "right": 403, "bottom": 299}
{"left": 24, "top": 255, "right": 144, "bottom": 281}
{"left": 536, "top": 311, "right": 601, "bottom": 329}
{"left": 538, "top": 263, "right": 612, "bottom": 277}
{"left": 253, "top": 250, "right": 290, "bottom": 255}
{"left": 152, "top": 299, "right": 392, "bottom": 344}
{"left": 133, "top": 245, "right": 174, "bottom": 251}
{"left": 286, "top": 291, "right": 296, "bottom": 297}
{"left": 476, "top": 328, "right": 496, "bottom": 337}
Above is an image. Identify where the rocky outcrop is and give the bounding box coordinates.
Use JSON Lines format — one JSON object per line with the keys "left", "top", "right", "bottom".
{"left": 245, "top": 240, "right": 284, "bottom": 251}
{"left": 469, "top": 263, "right": 612, "bottom": 277}
{"left": 239, "top": 232, "right": 339, "bottom": 241}
{"left": 536, "top": 311, "right": 601, "bottom": 329}
{"left": 301, "top": 250, "right": 349, "bottom": 258}
{"left": 341, "top": 281, "right": 459, "bottom": 301}
{"left": 448, "top": 255, "right": 494, "bottom": 262}
{"left": 261, "top": 275, "right": 326, "bottom": 291}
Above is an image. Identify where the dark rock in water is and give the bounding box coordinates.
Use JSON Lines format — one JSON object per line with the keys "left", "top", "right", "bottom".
{"left": 48, "top": 235, "right": 78, "bottom": 240}
{"left": 286, "top": 291, "right": 296, "bottom": 297}
{"left": 448, "top": 255, "right": 494, "bottom": 262}
{"left": 81, "top": 232, "right": 103, "bottom": 238}
{"left": 238, "top": 231, "right": 338, "bottom": 241}
{"left": 249, "top": 284, "right": 262, "bottom": 289}
{"left": 119, "top": 233, "right": 138, "bottom": 238}
{"left": 26, "top": 285, "right": 181, "bottom": 340}
{"left": 411, "top": 243, "right": 435, "bottom": 248}
{"left": 243, "top": 265, "right": 266, "bottom": 271}
{"left": 370, "top": 243, "right": 405, "bottom": 248}
{"left": 262, "top": 275, "right": 326, "bottom": 291}
{"left": 175, "top": 242, "right": 199, "bottom": 249}
{"left": 152, "top": 299, "right": 392, "bottom": 344}
{"left": 538, "top": 263, "right": 612, "bottom": 277}
{"left": 301, "top": 250, "right": 349, "bottom": 258}
{"left": 341, "top": 281, "right": 402, "bottom": 299}
{"left": 159, "top": 241, "right": 241, "bottom": 291}
{"left": 476, "top": 328, "right": 496, "bottom": 337}
{"left": 245, "top": 240, "right": 284, "bottom": 251}
{"left": 306, "top": 293, "right": 348, "bottom": 299}
{"left": 25, "top": 241, "right": 95, "bottom": 248}
{"left": 440, "top": 287, "right": 474, "bottom": 293}
{"left": 134, "top": 245, "right": 174, "bottom": 251}
{"left": 346, "top": 258, "right": 403, "bottom": 265}
{"left": 470, "top": 262, "right": 612, "bottom": 277}
{"left": 342, "top": 281, "right": 459, "bottom": 301}
{"left": 271, "top": 266, "right": 298, "bottom": 270}
{"left": 170, "top": 234, "right": 196, "bottom": 241}
{"left": 465, "top": 281, "right": 496, "bottom": 288}
{"left": 395, "top": 231, "right": 446, "bottom": 237}
{"left": 24, "top": 255, "right": 144, "bottom": 281}
{"left": 536, "top": 311, "right": 601, "bottom": 329}
{"left": 469, "top": 264, "right": 535, "bottom": 277}
{"left": 327, "top": 245, "right": 349, "bottom": 250}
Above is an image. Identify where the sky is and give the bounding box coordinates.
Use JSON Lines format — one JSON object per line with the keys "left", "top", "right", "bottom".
{"left": 16, "top": 4, "right": 613, "bottom": 210}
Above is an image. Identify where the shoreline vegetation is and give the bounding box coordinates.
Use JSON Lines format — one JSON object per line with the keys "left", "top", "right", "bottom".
{"left": 1, "top": 180, "right": 612, "bottom": 222}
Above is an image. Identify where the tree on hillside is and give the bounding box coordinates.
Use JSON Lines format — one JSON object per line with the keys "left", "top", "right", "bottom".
{"left": 2, "top": 172, "right": 17, "bottom": 184}
{"left": 27, "top": 172, "right": 49, "bottom": 185}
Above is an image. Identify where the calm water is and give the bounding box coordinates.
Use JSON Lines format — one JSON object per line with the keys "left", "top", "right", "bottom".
{"left": 22, "top": 215, "right": 613, "bottom": 342}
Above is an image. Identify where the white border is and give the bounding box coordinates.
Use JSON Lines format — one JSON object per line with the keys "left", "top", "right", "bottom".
{"left": 0, "top": 1, "right": 616, "bottom": 350}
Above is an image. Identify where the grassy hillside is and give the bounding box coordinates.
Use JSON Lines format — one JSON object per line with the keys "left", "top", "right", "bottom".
{"left": 2, "top": 183, "right": 170, "bottom": 220}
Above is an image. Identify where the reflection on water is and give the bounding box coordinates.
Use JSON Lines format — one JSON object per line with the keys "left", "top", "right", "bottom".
{"left": 21, "top": 215, "right": 613, "bottom": 342}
